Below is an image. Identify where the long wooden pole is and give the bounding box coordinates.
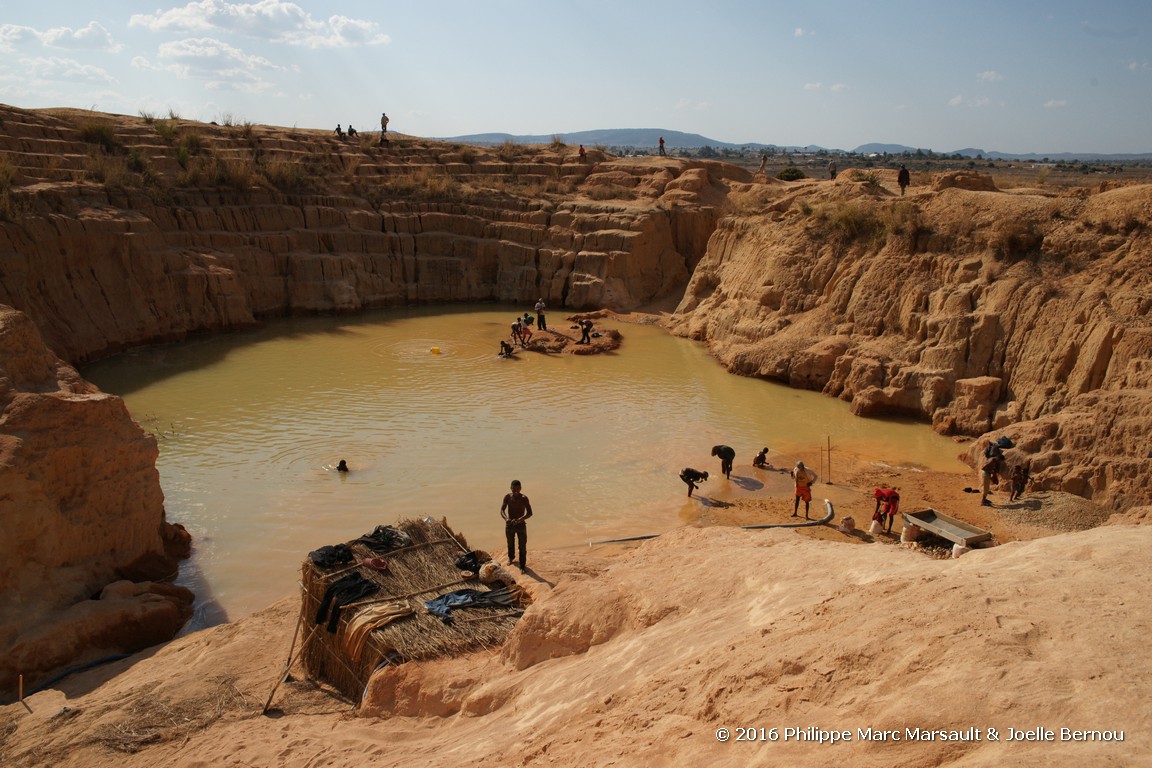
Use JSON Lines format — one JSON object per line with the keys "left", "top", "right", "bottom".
{"left": 827, "top": 435, "right": 832, "bottom": 483}
{"left": 262, "top": 596, "right": 307, "bottom": 714}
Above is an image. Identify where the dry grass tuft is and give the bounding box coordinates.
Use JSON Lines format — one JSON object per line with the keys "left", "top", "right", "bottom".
{"left": 94, "top": 677, "right": 252, "bottom": 754}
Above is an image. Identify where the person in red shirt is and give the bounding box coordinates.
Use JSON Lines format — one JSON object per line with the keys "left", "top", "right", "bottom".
{"left": 873, "top": 486, "right": 901, "bottom": 533}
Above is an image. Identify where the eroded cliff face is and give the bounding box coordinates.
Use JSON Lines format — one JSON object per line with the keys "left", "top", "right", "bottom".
{"left": 0, "top": 105, "right": 725, "bottom": 365}
{"left": 0, "top": 306, "right": 191, "bottom": 698}
{"left": 0, "top": 104, "right": 734, "bottom": 695}
{"left": 667, "top": 172, "right": 1152, "bottom": 508}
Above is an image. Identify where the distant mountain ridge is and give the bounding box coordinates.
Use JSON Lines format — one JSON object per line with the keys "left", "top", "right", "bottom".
{"left": 437, "top": 129, "right": 1152, "bottom": 162}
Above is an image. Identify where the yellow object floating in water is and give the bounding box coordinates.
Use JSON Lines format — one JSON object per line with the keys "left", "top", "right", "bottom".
{"left": 431, "top": 347, "right": 441, "bottom": 354}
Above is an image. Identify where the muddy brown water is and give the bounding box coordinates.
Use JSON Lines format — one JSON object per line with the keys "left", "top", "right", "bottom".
{"left": 83, "top": 305, "right": 966, "bottom": 627}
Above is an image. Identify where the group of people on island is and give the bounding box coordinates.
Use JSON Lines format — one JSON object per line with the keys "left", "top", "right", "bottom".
{"left": 498, "top": 300, "right": 598, "bottom": 356}
{"left": 334, "top": 112, "right": 390, "bottom": 144}
{"left": 501, "top": 300, "right": 548, "bottom": 356}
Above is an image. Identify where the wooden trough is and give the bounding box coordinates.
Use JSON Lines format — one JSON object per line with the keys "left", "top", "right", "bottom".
{"left": 298, "top": 517, "right": 528, "bottom": 703}
{"left": 901, "top": 509, "right": 993, "bottom": 547}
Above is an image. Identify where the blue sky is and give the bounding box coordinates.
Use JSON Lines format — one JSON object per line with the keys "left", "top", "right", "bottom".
{"left": 1, "top": 1, "right": 1149, "bottom": 153}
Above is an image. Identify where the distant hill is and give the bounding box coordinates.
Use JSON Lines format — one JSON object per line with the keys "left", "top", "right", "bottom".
{"left": 853, "top": 142, "right": 1152, "bottom": 162}
{"left": 438, "top": 130, "right": 1152, "bottom": 162}
{"left": 437, "top": 128, "right": 759, "bottom": 150}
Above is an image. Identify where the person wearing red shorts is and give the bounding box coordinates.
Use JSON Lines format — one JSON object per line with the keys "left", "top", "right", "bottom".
{"left": 792, "top": 461, "right": 813, "bottom": 519}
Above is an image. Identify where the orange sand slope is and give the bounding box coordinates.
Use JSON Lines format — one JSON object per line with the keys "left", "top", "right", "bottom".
{"left": 3, "top": 524, "right": 1150, "bottom": 767}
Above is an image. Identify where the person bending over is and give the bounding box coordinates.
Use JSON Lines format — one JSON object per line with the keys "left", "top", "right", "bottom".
{"left": 679, "top": 468, "right": 709, "bottom": 497}
{"left": 711, "top": 444, "right": 735, "bottom": 479}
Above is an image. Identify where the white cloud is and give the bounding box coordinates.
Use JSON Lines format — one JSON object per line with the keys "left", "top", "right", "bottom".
{"left": 18, "top": 56, "right": 117, "bottom": 84}
{"left": 0, "top": 24, "right": 42, "bottom": 52}
{"left": 976, "top": 70, "right": 1003, "bottom": 81}
{"left": 793, "top": 27, "right": 805, "bottom": 37}
{"left": 158, "top": 37, "right": 279, "bottom": 70}
{"left": 0, "top": 21, "right": 122, "bottom": 52}
{"left": 130, "top": 0, "right": 390, "bottom": 48}
{"left": 948, "top": 94, "right": 990, "bottom": 108}
{"left": 1044, "top": 99, "right": 1069, "bottom": 108}
{"left": 675, "top": 97, "right": 709, "bottom": 111}
{"left": 1129, "top": 60, "right": 1151, "bottom": 72}
{"left": 830, "top": 82, "right": 848, "bottom": 92}
{"left": 804, "top": 82, "right": 821, "bottom": 90}
{"left": 134, "top": 37, "right": 283, "bottom": 92}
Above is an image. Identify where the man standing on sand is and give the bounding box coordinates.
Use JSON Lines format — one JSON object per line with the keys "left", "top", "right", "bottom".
{"left": 658, "top": 136, "right": 666, "bottom": 156}
{"left": 380, "top": 112, "right": 389, "bottom": 144}
{"left": 897, "top": 165, "right": 910, "bottom": 195}
{"left": 500, "top": 480, "right": 533, "bottom": 569}
{"left": 979, "top": 453, "right": 998, "bottom": 507}
{"left": 828, "top": 159, "right": 838, "bottom": 179}
{"left": 792, "top": 461, "right": 814, "bottom": 519}
{"left": 711, "top": 444, "right": 735, "bottom": 479}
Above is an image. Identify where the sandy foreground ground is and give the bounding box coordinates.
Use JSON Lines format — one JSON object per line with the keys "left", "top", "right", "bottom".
{"left": 2, "top": 449, "right": 1149, "bottom": 768}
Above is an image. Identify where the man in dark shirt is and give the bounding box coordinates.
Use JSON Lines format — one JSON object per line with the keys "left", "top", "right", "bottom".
{"left": 500, "top": 480, "right": 533, "bottom": 569}
{"left": 711, "top": 444, "right": 736, "bottom": 479}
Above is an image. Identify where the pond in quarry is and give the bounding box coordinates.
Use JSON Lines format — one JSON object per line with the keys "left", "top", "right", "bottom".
{"left": 84, "top": 305, "right": 966, "bottom": 627}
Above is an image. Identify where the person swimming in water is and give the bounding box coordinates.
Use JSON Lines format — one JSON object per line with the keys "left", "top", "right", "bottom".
{"left": 336, "top": 459, "right": 349, "bottom": 472}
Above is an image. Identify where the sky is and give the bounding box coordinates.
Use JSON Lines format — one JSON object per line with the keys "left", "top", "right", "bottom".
{"left": 1, "top": 1, "right": 1150, "bottom": 154}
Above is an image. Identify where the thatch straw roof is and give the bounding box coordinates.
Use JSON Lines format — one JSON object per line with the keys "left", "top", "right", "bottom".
{"left": 299, "top": 517, "right": 526, "bottom": 701}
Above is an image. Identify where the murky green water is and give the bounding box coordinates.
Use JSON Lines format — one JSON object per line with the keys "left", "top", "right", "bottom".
{"left": 84, "top": 305, "right": 965, "bottom": 626}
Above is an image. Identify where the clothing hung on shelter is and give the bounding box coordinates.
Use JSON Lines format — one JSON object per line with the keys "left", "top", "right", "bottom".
{"left": 316, "top": 572, "right": 379, "bottom": 632}
{"left": 423, "top": 586, "right": 518, "bottom": 625}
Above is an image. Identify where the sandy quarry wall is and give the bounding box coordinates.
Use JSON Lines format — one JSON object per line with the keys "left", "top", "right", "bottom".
{"left": 0, "top": 104, "right": 724, "bottom": 365}
{"left": 0, "top": 306, "right": 191, "bottom": 698}
{"left": 666, "top": 173, "right": 1152, "bottom": 508}
{"left": 0, "top": 104, "right": 729, "bottom": 697}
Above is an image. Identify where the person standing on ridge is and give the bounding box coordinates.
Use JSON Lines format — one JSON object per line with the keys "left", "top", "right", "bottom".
{"left": 500, "top": 480, "right": 533, "bottom": 569}
{"left": 897, "top": 164, "right": 910, "bottom": 195}
{"left": 828, "top": 159, "right": 838, "bottom": 179}
{"left": 380, "top": 112, "right": 389, "bottom": 144}
{"left": 711, "top": 444, "right": 735, "bottom": 479}
{"left": 658, "top": 136, "right": 666, "bottom": 156}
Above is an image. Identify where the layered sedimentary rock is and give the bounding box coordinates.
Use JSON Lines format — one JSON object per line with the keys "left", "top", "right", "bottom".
{"left": 667, "top": 172, "right": 1152, "bottom": 508}
{"left": 0, "top": 104, "right": 724, "bottom": 365}
{"left": 0, "top": 306, "right": 191, "bottom": 698}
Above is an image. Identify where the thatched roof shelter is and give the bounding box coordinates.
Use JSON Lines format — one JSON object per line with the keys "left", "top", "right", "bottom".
{"left": 298, "top": 517, "right": 527, "bottom": 702}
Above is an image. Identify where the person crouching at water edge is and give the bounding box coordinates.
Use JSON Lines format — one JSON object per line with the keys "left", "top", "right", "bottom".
{"left": 680, "top": 468, "right": 709, "bottom": 497}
